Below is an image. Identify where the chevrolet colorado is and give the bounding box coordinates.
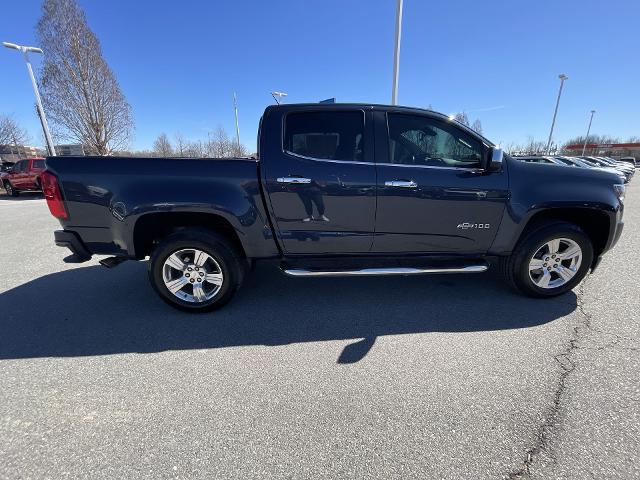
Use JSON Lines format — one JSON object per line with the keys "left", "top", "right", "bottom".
{"left": 43, "top": 104, "right": 625, "bottom": 311}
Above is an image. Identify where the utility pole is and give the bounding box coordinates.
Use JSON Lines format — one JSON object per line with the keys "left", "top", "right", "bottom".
{"left": 3, "top": 42, "right": 56, "bottom": 156}
{"left": 391, "top": 0, "right": 403, "bottom": 105}
{"left": 233, "top": 92, "right": 241, "bottom": 152}
{"left": 545, "top": 74, "right": 568, "bottom": 155}
{"left": 581, "top": 110, "right": 596, "bottom": 156}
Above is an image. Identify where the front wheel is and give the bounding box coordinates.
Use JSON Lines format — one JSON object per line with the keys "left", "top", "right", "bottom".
{"left": 501, "top": 221, "right": 593, "bottom": 298}
{"left": 148, "top": 229, "right": 245, "bottom": 312}
{"left": 4, "top": 181, "right": 19, "bottom": 197}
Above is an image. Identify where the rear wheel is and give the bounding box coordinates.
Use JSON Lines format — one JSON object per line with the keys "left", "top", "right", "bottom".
{"left": 4, "top": 181, "right": 19, "bottom": 197}
{"left": 148, "top": 229, "right": 245, "bottom": 312}
{"left": 501, "top": 221, "right": 593, "bottom": 297}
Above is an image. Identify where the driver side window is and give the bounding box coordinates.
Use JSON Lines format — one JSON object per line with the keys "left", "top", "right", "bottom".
{"left": 386, "top": 113, "right": 483, "bottom": 168}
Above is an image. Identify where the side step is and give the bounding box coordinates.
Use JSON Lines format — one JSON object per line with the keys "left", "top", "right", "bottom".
{"left": 282, "top": 263, "right": 488, "bottom": 278}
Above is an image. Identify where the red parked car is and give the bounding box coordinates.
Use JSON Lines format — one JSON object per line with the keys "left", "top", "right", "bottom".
{"left": 1, "top": 157, "right": 46, "bottom": 197}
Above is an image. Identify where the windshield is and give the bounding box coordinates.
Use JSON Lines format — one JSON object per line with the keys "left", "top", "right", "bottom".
{"left": 580, "top": 158, "right": 598, "bottom": 167}
{"left": 555, "top": 157, "right": 580, "bottom": 166}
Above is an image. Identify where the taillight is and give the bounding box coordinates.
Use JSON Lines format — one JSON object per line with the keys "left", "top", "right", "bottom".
{"left": 41, "top": 171, "right": 69, "bottom": 219}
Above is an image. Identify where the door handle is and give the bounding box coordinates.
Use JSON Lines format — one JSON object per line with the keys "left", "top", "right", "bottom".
{"left": 277, "top": 177, "right": 312, "bottom": 184}
{"left": 384, "top": 180, "right": 418, "bottom": 188}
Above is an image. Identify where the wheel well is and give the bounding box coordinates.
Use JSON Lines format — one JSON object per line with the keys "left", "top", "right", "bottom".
{"left": 522, "top": 208, "right": 610, "bottom": 261}
{"left": 133, "top": 212, "right": 245, "bottom": 260}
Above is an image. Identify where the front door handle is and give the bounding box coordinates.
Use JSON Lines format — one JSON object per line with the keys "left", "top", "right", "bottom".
{"left": 385, "top": 180, "right": 418, "bottom": 188}
{"left": 277, "top": 176, "right": 312, "bottom": 184}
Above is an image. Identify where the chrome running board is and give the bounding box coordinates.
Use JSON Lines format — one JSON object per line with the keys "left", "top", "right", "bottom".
{"left": 282, "top": 264, "right": 488, "bottom": 278}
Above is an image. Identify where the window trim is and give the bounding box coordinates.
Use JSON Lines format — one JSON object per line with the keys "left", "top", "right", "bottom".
{"left": 383, "top": 112, "right": 488, "bottom": 171}
{"left": 281, "top": 109, "right": 367, "bottom": 164}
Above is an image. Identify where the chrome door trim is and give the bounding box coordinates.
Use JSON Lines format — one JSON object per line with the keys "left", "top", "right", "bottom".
{"left": 283, "top": 150, "right": 376, "bottom": 166}
{"left": 283, "top": 150, "right": 485, "bottom": 172}
{"left": 377, "top": 162, "right": 484, "bottom": 173}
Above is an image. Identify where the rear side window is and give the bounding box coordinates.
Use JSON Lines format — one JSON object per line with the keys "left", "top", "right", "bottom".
{"left": 284, "top": 111, "right": 364, "bottom": 161}
{"left": 33, "top": 160, "right": 45, "bottom": 169}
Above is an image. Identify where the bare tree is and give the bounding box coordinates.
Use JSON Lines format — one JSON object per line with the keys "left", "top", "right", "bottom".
{"left": 153, "top": 133, "right": 173, "bottom": 157}
{"left": 0, "top": 115, "right": 30, "bottom": 147}
{"left": 203, "top": 126, "right": 236, "bottom": 158}
{"left": 525, "top": 136, "right": 547, "bottom": 154}
{"left": 184, "top": 140, "right": 204, "bottom": 158}
{"left": 174, "top": 133, "right": 186, "bottom": 157}
{"left": 454, "top": 112, "right": 470, "bottom": 126}
{"left": 471, "top": 119, "right": 483, "bottom": 135}
{"left": 230, "top": 142, "right": 248, "bottom": 157}
{"left": 37, "top": 0, "right": 134, "bottom": 155}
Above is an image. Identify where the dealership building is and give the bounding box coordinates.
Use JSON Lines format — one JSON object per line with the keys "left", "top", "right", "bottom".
{"left": 565, "top": 142, "right": 640, "bottom": 159}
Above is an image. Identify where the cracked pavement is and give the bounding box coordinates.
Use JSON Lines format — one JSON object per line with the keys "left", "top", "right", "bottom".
{"left": 0, "top": 183, "right": 638, "bottom": 479}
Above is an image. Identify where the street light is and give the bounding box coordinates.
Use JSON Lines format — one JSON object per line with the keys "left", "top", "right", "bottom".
{"left": 581, "top": 110, "right": 596, "bottom": 156}
{"left": 271, "top": 91, "right": 288, "bottom": 105}
{"left": 3, "top": 41, "right": 56, "bottom": 156}
{"left": 391, "top": 0, "right": 403, "bottom": 105}
{"left": 545, "top": 73, "right": 568, "bottom": 155}
{"left": 233, "top": 92, "right": 241, "bottom": 152}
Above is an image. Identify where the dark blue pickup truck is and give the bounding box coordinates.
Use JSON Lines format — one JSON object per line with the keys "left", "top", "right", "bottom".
{"left": 42, "top": 103, "right": 625, "bottom": 311}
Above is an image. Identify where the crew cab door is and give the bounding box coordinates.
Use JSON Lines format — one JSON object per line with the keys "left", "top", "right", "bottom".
{"left": 23, "top": 159, "right": 38, "bottom": 189}
{"left": 10, "top": 160, "right": 27, "bottom": 188}
{"left": 372, "top": 111, "right": 508, "bottom": 254}
{"left": 262, "top": 108, "right": 376, "bottom": 254}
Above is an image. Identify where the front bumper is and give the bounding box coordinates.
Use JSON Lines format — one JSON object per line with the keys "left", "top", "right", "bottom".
{"left": 54, "top": 230, "right": 92, "bottom": 262}
{"left": 593, "top": 213, "right": 624, "bottom": 272}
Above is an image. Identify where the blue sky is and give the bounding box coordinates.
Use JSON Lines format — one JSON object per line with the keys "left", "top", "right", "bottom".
{"left": 1, "top": 0, "right": 639, "bottom": 152}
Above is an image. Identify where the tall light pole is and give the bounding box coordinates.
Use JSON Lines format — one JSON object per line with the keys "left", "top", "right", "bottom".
{"left": 581, "top": 110, "right": 596, "bottom": 156}
{"left": 233, "top": 92, "right": 241, "bottom": 152}
{"left": 545, "top": 73, "right": 568, "bottom": 154}
{"left": 3, "top": 41, "right": 56, "bottom": 156}
{"left": 391, "top": 0, "right": 403, "bottom": 105}
{"left": 271, "top": 91, "right": 288, "bottom": 105}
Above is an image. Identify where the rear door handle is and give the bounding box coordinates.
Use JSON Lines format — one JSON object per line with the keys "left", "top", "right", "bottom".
{"left": 385, "top": 180, "right": 418, "bottom": 188}
{"left": 277, "top": 176, "right": 312, "bottom": 184}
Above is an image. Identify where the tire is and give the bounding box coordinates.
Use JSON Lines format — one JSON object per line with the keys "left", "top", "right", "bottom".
{"left": 148, "top": 228, "right": 246, "bottom": 312}
{"left": 4, "top": 181, "right": 19, "bottom": 197}
{"left": 501, "top": 221, "right": 593, "bottom": 298}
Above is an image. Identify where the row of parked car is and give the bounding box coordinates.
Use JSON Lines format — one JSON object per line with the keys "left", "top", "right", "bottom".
{"left": 515, "top": 155, "right": 636, "bottom": 184}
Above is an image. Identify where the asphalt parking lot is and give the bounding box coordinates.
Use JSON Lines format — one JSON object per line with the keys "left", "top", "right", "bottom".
{"left": 0, "top": 186, "right": 638, "bottom": 479}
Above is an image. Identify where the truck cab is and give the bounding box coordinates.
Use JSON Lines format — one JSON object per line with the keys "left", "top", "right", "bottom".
{"left": 260, "top": 105, "right": 508, "bottom": 256}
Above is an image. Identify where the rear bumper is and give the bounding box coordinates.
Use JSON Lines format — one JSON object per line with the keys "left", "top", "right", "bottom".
{"left": 54, "top": 230, "right": 92, "bottom": 262}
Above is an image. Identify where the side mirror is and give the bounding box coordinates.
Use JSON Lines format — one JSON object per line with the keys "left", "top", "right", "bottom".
{"left": 487, "top": 147, "right": 504, "bottom": 172}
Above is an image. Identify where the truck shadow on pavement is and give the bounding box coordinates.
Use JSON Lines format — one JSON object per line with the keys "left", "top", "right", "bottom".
{"left": 0, "top": 261, "right": 578, "bottom": 363}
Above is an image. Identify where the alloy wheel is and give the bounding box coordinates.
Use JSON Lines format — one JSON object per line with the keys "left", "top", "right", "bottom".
{"left": 528, "top": 238, "right": 582, "bottom": 289}
{"left": 161, "top": 248, "right": 224, "bottom": 303}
